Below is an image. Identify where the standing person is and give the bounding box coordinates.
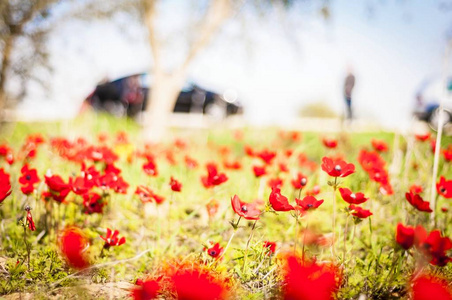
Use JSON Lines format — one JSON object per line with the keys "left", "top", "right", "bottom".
{"left": 343, "top": 69, "right": 355, "bottom": 121}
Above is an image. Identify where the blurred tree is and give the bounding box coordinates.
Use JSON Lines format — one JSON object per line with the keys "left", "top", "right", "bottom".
{"left": 79, "top": 0, "right": 330, "bottom": 142}
{"left": 141, "top": 0, "right": 234, "bottom": 142}
{"left": 0, "top": 0, "right": 63, "bottom": 119}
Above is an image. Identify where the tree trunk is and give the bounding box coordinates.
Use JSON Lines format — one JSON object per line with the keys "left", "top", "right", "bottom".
{"left": 143, "top": 71, "right": 185, "bottom": 142}
{"left": 141, "top": 0, "right": 233, "bottom": 142}
{"left": 0, "top": 34, "right": 14, "bottom": 119}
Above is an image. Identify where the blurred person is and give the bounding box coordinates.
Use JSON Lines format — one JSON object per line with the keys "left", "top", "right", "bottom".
{"left": 123, "top": 75, "right": 145, "bottom": 117}
{"left": 343, "top": 68, "right": 356, "bottom": 120}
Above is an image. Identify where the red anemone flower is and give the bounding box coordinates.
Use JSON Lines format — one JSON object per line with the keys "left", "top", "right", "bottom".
{"left": 169, "top": 263, "right": 229, "bottom": 300}
{"left": 371, "top": 139, "right": 389, "bottom": 152}
{"left": 379, "top": 182, "right": 394, "bottom": 196}
{"left": 269, "top": 187, "right": 294, "bottom": 212}
{"left": 431, "top": 139, "right": 437, "bottom": 153}
{"left": 282, "top": 255, "right": 341, "bottom": 300}
{"left": 419, "top": 230, "right": 452, "bottom": 267}
{"left": 263, "top": 241, "right": 276, "bottom": 255}
{"left": 321, "top": 157, "right": 355, "bottom": 178}
{"left": 267, "top": 177, "right": 283, "bottom": 189}
{"left": 45, "top": 174, "right": 72, "bottom": 202}
{"left": 297, "top": 153, "right": 318, "bottom": 172}
{"left": 415, "top": 133, "right": 431, "bottom": 142}
{"left": 205, "top": 242, "right": 223, "bottom": 259}
{"left": 59, "top": 226, "right": 90, "bottom": 269}
{"left": 25, "top": 206, "right": 36, "bottom": 231}
{"left": 411, "top": 274, "right": 452, "bottom": 300}
{"left": 206, "top": 199, "right": 219, "bottom": 218}
{"left": 443, "top": 147, "right": 452, "bottom": 162}
{"left": 0, "top": 169, "right": 11, "bottom": 204}
{"left": 409, "top": 184, "right": 423, "bottom": 194}
{"left": 231, "top": 195, "right": 261, "bottom": 220}
{"left": 131, "top": 278, "right": 160, "bottom": 300}
{"left": 0, "top": 145, "right": 14, "bottom": 165}
{"left": 105, "top": 163, "right": 121, "bottom": 175}
{"left": 184, "top": 156, "right": 198, "bottom": 169}
{"left": 83, "top": 192, "right": 106, "bottom": 214}
{"left": 70, "top": 176, "right": 90, "bottom": 195}
{"left": 291, "top": 173, "right": 308, "bottom": 190}
{"left": 278, "top": 162, "right": 289, "bottom": 173}
{"left": 405, "top": 191, "right": 432, "bottom": 213}
{"left": 45, "top": 174, "right": 71, "bottom": 193}
{"left": 112, "top": 175, "right": 129, "bottom": 194}
{"left": 396, "top": 223, "right": 415, "bottom": 250}
{"left": 21, "top": 184, "right": 35, "bottom": 195}
{"left": 322, "top": 138, "right": 338, "bottom": 149}
{"left": 100, "top": 228, "right": 126, "bottom": 249}
{"left": 170, "top": 177, "right": 182, "bottom": 192}
{"left": 349, "top": 204, "right": 372, "bottom": 218}
{"left": 257, "top": 149, "right": 276, "bottom": 165}
{"left": 295, "top": 196, "right": 324, "bottom": 211}
{"left": 252, "top": 165, "right": 266, "bottom": 178}
{"left": 135, "top": 185, "right": 165, "bottom": 204}
{"left": 223, "top": 160, "right": 242, "bottom": 170}
{"left": 436, "top": 176, "right": 452, "bottom": 199}
{"left": 339, "top": 187, "right": 368, "bottom": 205}
{"left": 305, "top": 185, "right": 321, "bottom": 197}
{"left": 201, "top": 163, "right": 228, "bottom": 188}
{"left": 358, "top": 149, "right": 385, "bottom": 172}
{"left": 19, "top": 164, "right": 40, "bottom": 195}
{"left": 143, "top": 160, "right": 158, "bottom": 176}
{"left": 244, "top": 145, "right": 255, "bottom": 157}
{"left": 81, "top": 164, "right": 100, "bottom": 188}
{"left": 414, "top": 225, "right": 428, "bottom": 248}
{"left": 41, "top": 190, "right": 67, "bottom": 203}
{"left": 84, "top": 145, "right": 118, "bottom": 164}
{"left": 135, "top": 185, "right": 152, "bottom": 203}
{"left": 96, "top": 171, "right": 129, "bottom": 194}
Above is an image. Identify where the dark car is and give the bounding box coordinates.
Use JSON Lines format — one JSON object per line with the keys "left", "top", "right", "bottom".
{"left": 85, "top": 73, "right": 243, "bottom": 119}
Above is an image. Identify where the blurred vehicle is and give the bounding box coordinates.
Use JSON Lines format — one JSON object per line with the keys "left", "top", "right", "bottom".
{"left": 84, "top": 73, "right": 243, "bottom": 119}
{"left": 413, "top": 76, "right": 452, "bottom": 130}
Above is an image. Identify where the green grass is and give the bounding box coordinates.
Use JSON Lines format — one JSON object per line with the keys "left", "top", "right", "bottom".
{"left": 0, "top": 113, "right": 451, "bottom": 299}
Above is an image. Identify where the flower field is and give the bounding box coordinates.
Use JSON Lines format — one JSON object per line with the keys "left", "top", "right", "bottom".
{"left": 0, "top": 114, "right": 451, "bottom": 299}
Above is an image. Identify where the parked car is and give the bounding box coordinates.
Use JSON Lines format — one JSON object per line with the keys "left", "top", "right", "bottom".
{"left": 84, "top": 73, "right": 243, "bottom": 119}
{"left": 413, "top": 76, "right": 452, "bottom": 130}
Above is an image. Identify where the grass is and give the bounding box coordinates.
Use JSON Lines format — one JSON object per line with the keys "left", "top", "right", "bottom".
{"left": 0, "top": 112, "right": 451, "bottom": 299}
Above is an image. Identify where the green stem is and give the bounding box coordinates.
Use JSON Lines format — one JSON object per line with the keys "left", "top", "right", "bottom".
{"left": 433, "top": 193, "right": 440, "bottom": 229}
{"left": 386, "top": 251, "right": 403, "bottom": 287}
{"left": 242, "top": 219, "right": 258, "bottom": 273}
{"left": 351, "top": 223, "right": 356, "bottom": 254}
{"left": 343, "top": 214, "right": 349, "bottom": 264}
{"left": 23, "top": 224, "right": 30, "bottom": 271}
{"left": 294, "top": 214, "right": 299, "bottom": 254}
{"left": 294, "top": 188, "right": 303, "bottom": 254}
{"left": 168, "top": 192, "right": 174, "bottom": 236}
{"left": 332, "top": 176, "right": 338, "bottom": 257}
{"left": 220, "top": 217, "right": 241, "bottom": 259}
{"left": 302, "top": 213, "right": 309, "bottom": 262}
{"left": 156, "top": 204, "right": 161, "bottom": 254}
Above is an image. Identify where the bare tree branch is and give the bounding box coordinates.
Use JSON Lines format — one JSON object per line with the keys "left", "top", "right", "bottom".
{"left": 142, "top": 0, "right": 163, "bottom": 73}
{"left": 177, "top": 0, "right": 233, "bottom": 74}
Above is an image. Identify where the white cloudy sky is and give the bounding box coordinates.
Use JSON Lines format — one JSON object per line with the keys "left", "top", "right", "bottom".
{"left": 17, "top": 0, "right": 452, "bottom": 130}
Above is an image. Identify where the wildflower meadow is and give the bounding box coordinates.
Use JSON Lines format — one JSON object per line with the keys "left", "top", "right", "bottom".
{"left": 0, "top": 114, "right": 451, "bottom": 299}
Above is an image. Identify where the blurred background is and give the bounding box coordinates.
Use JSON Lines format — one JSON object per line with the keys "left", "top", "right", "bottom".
{"left": 1, "top": 0, "right": 452, "bottom": 134}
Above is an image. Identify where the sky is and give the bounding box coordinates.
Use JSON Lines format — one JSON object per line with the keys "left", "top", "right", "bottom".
{"left": 15, "top": 0, "right": 452, "bottom": 130}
